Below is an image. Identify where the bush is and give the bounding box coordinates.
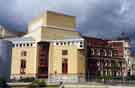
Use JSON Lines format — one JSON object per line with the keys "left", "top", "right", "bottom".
{"left": 0, "top": 77, "right": 7, "bottom": 87}
{"left": 112, "top": 76, "right": 123, "bottom": 80}
{"left": 126, "top": 75, "right": 135, "bottom": 80}
{"left": 18, "top": 77, "right": 35, "bottom": 82}
{"left": 28, "top": 79, "right": 46, "bottom": 88}
{"left": 97, "top": 76, "right": 112, "bottom": 80}
{"left": 104, "top": 76, "right": 112, "bottom": 80}
{"left": 97, "top": 76, "right": 103, "bottom": 80}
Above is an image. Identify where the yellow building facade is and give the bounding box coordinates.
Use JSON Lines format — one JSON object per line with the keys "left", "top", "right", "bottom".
{"left": 10, "top": 38, "right": 38, "bottom": 79}
{"left": 48, "top": 38, "right": 85, "bottom": 83}
{"left": 28, "top": 11, "right": 76, "bottom": 33}
{"left": 10, "top": 11, "right": 86, "bottom": 83}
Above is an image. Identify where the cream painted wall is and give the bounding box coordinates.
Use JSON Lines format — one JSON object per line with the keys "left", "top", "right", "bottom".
{"left": 46, "top": 11, "right": 76, "bottom": 30}
{"left": 11, "top": 47, "right": 38, "bottom": 78}
{"left": 24, "top": 28, "right": 42, "bottom": 42}
{"left": 49, "top": 44, "right": 85, "bottom": 75}
{"left": 28, "top": 13, "right": 47, "bottom": 33}
{"left": 28, "top": 11, "right": 76, "bottom": 33}
{"left": 25, "top": 26, "right": 81, "bottom": 42}
{"left": 77, "top": 50, "right": 85, "bottom": 74}
{"left": 41, "top": 27, "right": 81, "bottom": 40}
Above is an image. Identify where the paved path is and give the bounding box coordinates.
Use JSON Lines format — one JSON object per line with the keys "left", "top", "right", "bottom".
{"left": 63, "top": 84, "right": 135, "bottom": 88}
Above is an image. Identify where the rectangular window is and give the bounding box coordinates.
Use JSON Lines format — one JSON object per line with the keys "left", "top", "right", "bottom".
{"left": 21, "top": 51, "right": 27, "bottom": 56}
{"left": 62, "top": 50, "right": 68, "bottom": 55}
{"left": 21, "top": 59, "right": 26, "bottom": 68}
{"left": 62, "top": 58, "right": 68, "bottom": 74}
{"left": 113, "top": 50, "right": 118, "bottom": 56}
{"left": 20, "top": 59, "right": 26, "bottom": 74}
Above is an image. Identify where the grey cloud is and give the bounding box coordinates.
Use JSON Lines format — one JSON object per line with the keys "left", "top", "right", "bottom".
{"left": 78, "top": 0, "right": 135, "bottom": 39}
{"left": 0, "top": 0, "right": 135, "bottom": 39}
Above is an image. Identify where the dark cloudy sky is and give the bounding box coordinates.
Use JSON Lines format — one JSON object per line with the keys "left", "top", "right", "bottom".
{"left": 0, "top": 0, "right": 135, "bottom": 40}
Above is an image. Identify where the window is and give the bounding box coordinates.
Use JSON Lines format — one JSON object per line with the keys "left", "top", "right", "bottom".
{"left": 97, "top": 49, "right": 100, "bottom": 56}
{"left": 31, "top": 43, "right": 33, "bottom": 46}
{"left": 62, "top": 50, "right": 68, "bottom": 55}
{"left": 13, "top": 44, "right": 15, "bottom": 47}
{"left": 61, "top": 42, "right": 63, "bottom": 45}
{"left": 20, "top": 59, "right": 26, "bottom": 74}
{"left": 113, "top": 50, "right": 118, "bottom": 56}
{"left": 23, "top": 44, "right": 25, "bottom": 47}
{"left": 16, "top": 44, "right": 18, "bottom": 47}
{"left": 62, "top": 58, "right": 68, "bottom": 74}
{"left": 80, "top": 41, "right": 83, "bottom": 44}
{"left": 80, "top": 45, "right": 83, "bottom": 47}
{"left": 72, "top": 41, "right": 74, "bottom": 45}
{"left": 108, "top": 50, "right": 112, "bottom": 57}
{"left": 91, "top": 48, "right": 94, "bottom": 55}
{"left": 95, "top": 49, "right": 100, "bottom": 56}
{"left": 20, "top": 59, "right": 26, "bottom": 68}
{"left": 56, "top": 42, "right": 59, "bottom": 45}
{"left": 100, "top": 49, "right": 106, "bottom": 56}
{"left": 64, "top": 42, "right": 66, "bottom": 45}
{"left": 103, "top": 49, "right": 107, "bottom": 56}
{"left": 21, "top": 51, "right": 27, "bottom": 56}
{"left": 20, "top": 44, "right": 22, "bottom": 47}
{"left": 68, "top": 42, "right": 70, "bottom": 45}
{"left": 27, "top": 43, "right": 29, "bottom": 47}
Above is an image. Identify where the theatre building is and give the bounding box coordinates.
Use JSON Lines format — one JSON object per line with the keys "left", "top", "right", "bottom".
{"left": 10, "top": 11, "right": 86, "bottom": 82}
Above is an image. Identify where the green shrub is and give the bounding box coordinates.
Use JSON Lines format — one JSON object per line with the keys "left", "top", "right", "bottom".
{"left": 126, "top": 75, "right": 135, "bottom": 80}
{"left": 97, "top": 76, "right": 103, "bottom": 80}
{"left": 28, "top": 79, "right": 46, "bottom": 88}
{"left": 19, "top": 77, "right": 35, "bottom": 82}
{"left": 112, "top": 76, "right": 122, "bottom": 80}
{"left": 104, "top": 76, "right": 112, "bottom": 80}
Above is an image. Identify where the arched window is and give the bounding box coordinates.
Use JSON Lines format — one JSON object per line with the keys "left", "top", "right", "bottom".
{"left": 91, "top": 48, "right": 95, "bottom": 55}
{"left": 103, "top": 49, "right": 107, "bottom": 56}
{"left": 108, "top": 50, "right": 112, "bottom": 57}
{"left": 100, "top": 49, "right": 106, "bottom": 56}
{"left": 96, "top": 49, "right": 100, "bottom": 56}
{"left": 62, "top": 58, "right": 68, "bottom": 74}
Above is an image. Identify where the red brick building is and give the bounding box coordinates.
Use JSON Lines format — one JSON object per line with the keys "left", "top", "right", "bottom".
{"left": 84, "top": 36, "right": 127, "bottom": 80}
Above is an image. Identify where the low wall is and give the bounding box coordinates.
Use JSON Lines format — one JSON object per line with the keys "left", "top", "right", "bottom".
{"left": 48, "top": 74, "right": 85, "bottom": 83}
